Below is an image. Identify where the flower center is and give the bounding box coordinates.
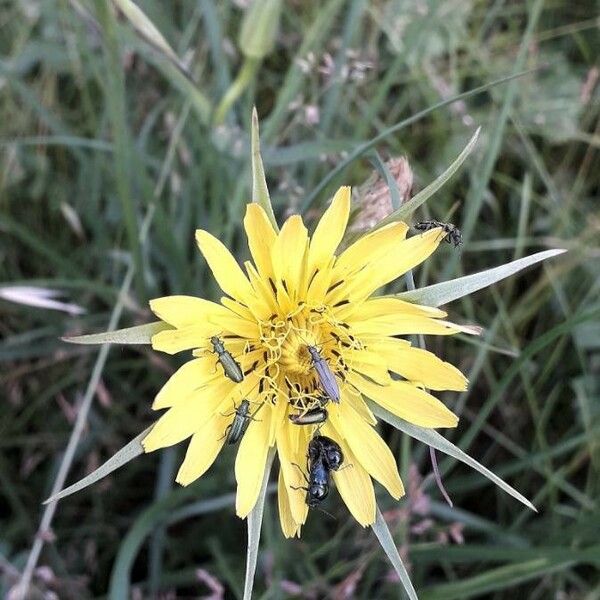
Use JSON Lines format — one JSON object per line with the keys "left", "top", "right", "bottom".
{"left": 279, "top": 326, "right": 317, "bottom": 375}
{"left": 254, "top": 304, "right": 362, "bottom": 412}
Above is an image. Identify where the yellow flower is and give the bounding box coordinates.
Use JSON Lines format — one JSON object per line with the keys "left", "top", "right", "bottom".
{"left": 142, "top": 186, "right": 473, "bottom": 537}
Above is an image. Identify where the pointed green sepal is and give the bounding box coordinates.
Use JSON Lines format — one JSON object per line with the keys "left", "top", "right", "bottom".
{"left": 243, "top": 447, "right": 276, "bottom": 600}
{"left": 62, "top": 321, "right": 172, "bottom": 345}
{"left": 369, "top": 402, "right": 536, "bottom": 512}
{"left": 43, "top": 426, "right": 153, "bottom": 504}
{"left": 397, "top": 249, "right": 567, "bottom": 307}
{"left": 372, "top": 505, "right": 419, "bottom": 599}
{"left": 251, "top": 107, "right": 279, "bottom": 231}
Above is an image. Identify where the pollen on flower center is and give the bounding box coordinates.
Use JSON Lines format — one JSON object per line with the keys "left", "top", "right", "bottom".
{"left": 278, "top": 323, "right": 317, "bottom": 375}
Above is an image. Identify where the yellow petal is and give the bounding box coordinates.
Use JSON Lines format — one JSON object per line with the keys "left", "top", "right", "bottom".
{"left": 220, "top": 368, "right": 264, "bottom": 405}
{"left": 344, "top": 387, "right": 377, "bottom": 425}
{"left": 151, "top": 324, "right": 214, "bottom": 354}
{"left": 322, "top": 425, "right": 375, "bottom": 526}
{"left": 336, "top": 228, "right": 443, "bottom": 303}
{"left": 220, "top": 296, "right": 254, "bottom": 321}
{"left": 350, "top": 315, "right": 470, "bottom": 337}
{"left": 343, "top": 297, "right": 446, "bottom": 322}
{"left": 306, "top": 264, "right": 334, "bottom": 305}
{"left": 277, "top": 421, "right": 310, "bottom": 525}
{"left": 346, "top": 341, "right": 467, "bottom": 392}
{"left": 349, "top": 373, "right": 458, "bottom": 428}
{"left": 150, "top": 295, "right": 230, "bottom": 328}
{"left": 332, "top": 405, "right": 404, "bottom": 499}
{"left": 278, "top": 469, "right": 301, "bottom": 538}
{"left": 196, "top": 230, "right": 255, "bottom": 304}
{"left": 153, "top": 356, "right": 215, "bottom": 409}
{"left": 271, "top": 215, "right": 308, "bottom": 299}
{"left": 308, "top": 186, "right": 351, "bottom": 272}
{"left": 367, "top": 227, "right": 443, "bottom": 290}
{"left": 235, "top": 407, "right": 272, "bottom": 517}
{"left": 207, "top": 311, "right": 260, "bottom": 339}
{"left": 245, "top": 261, "right": 279, "bottom": 314}
{"left": 349, "top": 360, "right": 392, "bottom": 386}
{"left": 269, "top": 385, "right": 287, "bottom": 446}
{"left": 143, "top": 389, "right": 227, "bottom": 452}
{"left": 244, "top": 203, "right": 277, "bottom": 280}
{"left": 175, "top": 411, "right": 228, "bottom": 485}
{"left": 383, "top": 343, "right": 468, "bottom": 391}
{"left": 334, "top": 221, "right": 409, "bottom": 276}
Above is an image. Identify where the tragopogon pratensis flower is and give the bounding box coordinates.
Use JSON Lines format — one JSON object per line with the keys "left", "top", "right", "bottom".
{"left": 142, "top": 186, "right": 476, "bottom": 537}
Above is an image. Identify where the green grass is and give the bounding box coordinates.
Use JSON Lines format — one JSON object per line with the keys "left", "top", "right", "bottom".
{"left": 1, "top": 0, "right": 599, "bottom": 598}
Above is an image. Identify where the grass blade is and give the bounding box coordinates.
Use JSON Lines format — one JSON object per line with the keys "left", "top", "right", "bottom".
{"left": 371, "top": 506, "right": 418, "bottom": 600}
{"left": 301, "top": 68, "right": 541, "bottom": 211}
{"left": 397, "top": 249, "right": 567, "bottom": 307}
{"left": 369, "top": 150, "right": 402, "bottom": 210}
{"left": 43, "top": 426, "right": 152, "bottom": 504}
{"left": 421, "top": 556, "right": 586, "bottom": 600}
{"left": 251, "top": 107, "right": 278, "bottom": 231}
{"left": 111, "top": 0, "right": 190, "bottom": 77}
{"left": 62, "top": 321, "right": 172, "bottom": 345}
{"left": 374, "top": 128, "right": 480, "bottom": 229}
{"left": 96, "top": 2, "right": 146, "bottom": 301}
{"left": 110, "top": 488, "right": 238, "bottom": 598}
{"left": 368, "top": 402, "right": 536, "bottom": 512}
{"left": 243, "top": 448, "right": 275, "bottom": 600}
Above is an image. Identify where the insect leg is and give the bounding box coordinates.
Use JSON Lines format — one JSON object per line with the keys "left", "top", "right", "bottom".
{"left": 291, "top": 462, "right": 310, "bottom": 484}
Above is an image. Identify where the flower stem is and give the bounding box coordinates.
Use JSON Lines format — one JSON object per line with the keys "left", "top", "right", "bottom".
{"left": 214, "top": 57, "right": 260, "bottom": 125}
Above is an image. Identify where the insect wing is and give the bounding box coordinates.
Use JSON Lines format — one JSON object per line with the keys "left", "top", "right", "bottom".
{"left": 226, "top": 417, "right": 244, "bottom": 444}
{"left": 226, "top": 400, "right": 251, "bottom": 444}
{"left": 313, "top": 359, "right": 340, "bottom": 402}
{"left": 220, "top": 353, "right": 244, "bottom": 383}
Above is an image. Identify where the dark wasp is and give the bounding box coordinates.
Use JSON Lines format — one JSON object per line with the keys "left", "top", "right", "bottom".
{"left": 210, "top": 335, "right": 244, "bottom": 383}
{"left": 414, "top": 220, "right": 462, "bottom": 248}
{"left": 292, "top": 435, "right": 344, "bottom": 507}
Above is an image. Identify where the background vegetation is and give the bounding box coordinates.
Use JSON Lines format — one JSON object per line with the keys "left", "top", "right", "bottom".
{"left": 1, "top": 0, "right": 599, "bottom": 598}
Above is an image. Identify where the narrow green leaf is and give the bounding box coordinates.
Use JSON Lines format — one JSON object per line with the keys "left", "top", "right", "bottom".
{"left": 422, "top": 556, "right": 580, "bottom": 600}
{"left": 369, "top": 151, "right": 401, "bottom": 210}
{"left": 301, "top": 68, "right": 542, "bottom": 212}
{"left": 146, "top": 54, "right": 211, "bottom": 124}
{"left": 371, "top": 506, "right": 418, "bottom": 600}
{"left": 368, "top": 402, "right": 536, "bottom": 512}
{"left": 110, "top": 488, "right": 238, "bottom": 598}
{"left": 396, "top": 249, "right": 566, "bottom": 307}
{"left": 251, "top": 107, "right": 279, "bottom": 231}
{"left": 62, "top": 321, "right": 172, "bottom": 345}
{"left": 111, "top": 0, "right": 190, "bottom": 78}
{"left": 374, "top": 127, "right": 481, "bottom": 230}
{"left": 243, "top": 447, "right": 275, "bottom": 600}
{"left": 43, "top": 426, "right": 152, "bottom": 504}
{"left": 214, "top": 57, "right": 260, "bottom": 125}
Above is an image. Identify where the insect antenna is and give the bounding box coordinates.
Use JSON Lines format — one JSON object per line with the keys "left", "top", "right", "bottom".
{"left": 315, "top": 506, "right": 337, "bottom": 520}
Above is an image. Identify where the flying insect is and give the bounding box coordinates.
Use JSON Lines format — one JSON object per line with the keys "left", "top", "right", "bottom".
{"left": 414, "top": 220, "right": 462, "bottom": 248}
